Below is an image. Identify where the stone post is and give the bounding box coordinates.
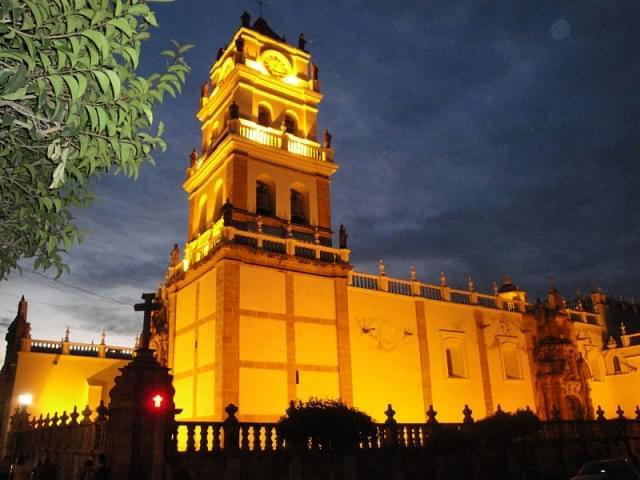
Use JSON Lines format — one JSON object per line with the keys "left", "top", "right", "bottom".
{"left": 383, "top": 404, "right": 398, "bottom": 448}
{"left": 223, "top": 404, "right": 241, "bottom": 480}
{"left": 105, "top": 293, "right": 175, "bottom": 480}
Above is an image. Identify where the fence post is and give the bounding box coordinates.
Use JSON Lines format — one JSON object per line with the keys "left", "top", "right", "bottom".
{"left": 105, "top": 347, "right": 175, "bottom": 480}
{"left": 223, "top": 404, "right": 241, "bottom": 480}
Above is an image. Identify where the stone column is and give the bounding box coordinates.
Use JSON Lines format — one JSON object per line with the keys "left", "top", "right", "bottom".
{"left": 105, "top": 349, "right": 175, "bottom": 480}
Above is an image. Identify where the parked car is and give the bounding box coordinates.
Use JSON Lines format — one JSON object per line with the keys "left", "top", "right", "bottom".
{"left": 571, "top": 459, "right": 640, "bottom": 480}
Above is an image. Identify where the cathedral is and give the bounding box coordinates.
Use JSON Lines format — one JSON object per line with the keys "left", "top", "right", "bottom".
{"left": 1, "top": 13, "right": 639, "bottom": 444}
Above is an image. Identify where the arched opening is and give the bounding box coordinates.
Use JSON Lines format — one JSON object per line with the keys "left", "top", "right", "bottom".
{"left": 256, "top": 176, "right": 275, "bottom": 216}
{"left": 565, "top": 395, "right": 585, "bottom": 420}
{"left": 613, "top": 356, "right": 621, "bottom": 374}
{"left": 212, "top": 179, "right": 224, "bottom": 221}
{"left": 284, "top": 113, "right": 296, "bottom": 134}
{"left": 290, "top": 186, "right": 307, "bottom": 225}
{"left": 197, "top": 194, "right": 208, "bottom": 234}
{"left": 258, "top": 105, "right": 271, "bottom": 127}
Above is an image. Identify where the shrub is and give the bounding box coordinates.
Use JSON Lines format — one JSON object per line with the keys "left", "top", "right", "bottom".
{"left": 277, "top": 399, "right": 376, "bottom": 453}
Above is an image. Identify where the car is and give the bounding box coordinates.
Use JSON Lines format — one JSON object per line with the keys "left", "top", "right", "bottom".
{"left": 571, "top": 458, "right": 640, "bottom": 480}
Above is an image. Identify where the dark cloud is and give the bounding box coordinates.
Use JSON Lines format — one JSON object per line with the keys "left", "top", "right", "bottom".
{"left": 1, "top": 0, "right": 639, "bottom": 346}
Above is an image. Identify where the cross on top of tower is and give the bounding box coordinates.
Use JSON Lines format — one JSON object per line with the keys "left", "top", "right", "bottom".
{"left": 255, "top": 0, "right": 266, "bottom": 17}
{"left": 133, "top": 293, "right": 161, "bottom": 351}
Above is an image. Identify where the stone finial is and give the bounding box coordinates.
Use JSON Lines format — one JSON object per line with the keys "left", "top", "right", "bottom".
{"left": 313, "top": 225, "right": 320, "bottom": 244}
{"left": 64, "top": 326, "right": 70, "bottom": 342}
{"left": 492, "top": 281, "right": 499, "bottom": 295}
{"left": 96, "top": 400, "right": 108, "bottom": 421}
{"left": 235, "top": 35, "right": 244, "bottom": 53}
{"left": 596, "top": 405, "right": 606, "bottom": 421}
{"left": 81, "top": 405, "right": 92, "bottom": 424}
{"left": 200, "top": 81, "right": 209, "bottom": 99}
{"left": 60, "top": 410, "right": 69, "bottom": 426}
{"left": 426, "top": 405, "right": 438, "bottom": 425}
{"left": 69, "top": 406, "right": 79, "bottom": 425}
{"left": 323, "top": 128, "right": 332, "bottom": 148}
{"left": 410, "top": 266, "right": 417, "bottom": 282}
{"left": 439, "top": 271, "right": 447, "bottom": 287}
{"left": 240, "top": 11, "right": 250, "bottom": 28}
{"left": 338, "top": 224, "right": 348, "bottom": 248}
{"left": 384, "top": 404, "right": 396, "bottom": 425}
{"left": 37, "top": 414, "right": 44, "bottom": 429}
{"left": 216, "top": 47, "right": 224, "bottom": 60}
{"left": 189, "top": 148, "right": 197, "bottom": 168}
{"left": 100, "top": 331, "right": 106, "bottom": 345}
{"left": 51, "top": 411, "right": 59, "bottom": 427}
{"left": 616, "top": 405, "right": 625, "bottom": 420}
{"left": 298, "top": 33, "right": 306, "bottom": 51}
{"left": 378, "top": 259, "right": 386, "bottom": 276}
{"left": 467, "top": 276, "right": 474, "bottom": 292}
{"left": 462, "top": 404, "right": 474, "bottom": 425}
{"left": 285, "top": 220, "right": 293, "bottom": 238}
{"left": 228, "top": 100, "right": 239, "bottom": 120}
{"left": 312, "top": 63, "right": 319, "bottom": 81}
{"left": 607, "top": 336, "right": 618, "bottom": 349}
{"left": 224, "top": 403, "right": 239, "bottom": 424}
{"left": 44, "top": 413, "right": 51, "bottom": 427}
{"left": 620, "top": 321, "right": 627, "bottom": 336}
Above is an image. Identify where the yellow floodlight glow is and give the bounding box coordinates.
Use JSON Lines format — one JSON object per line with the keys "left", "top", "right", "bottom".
{"left": 18, "top": 393, "right": 32, "bottom": 406}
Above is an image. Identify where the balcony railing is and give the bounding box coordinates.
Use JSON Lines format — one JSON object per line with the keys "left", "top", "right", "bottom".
{"left": 348, "top": 272, "right": 528, "bottom": 313}
{"left": 174, "top": 220, "right": 350, "bottom": 277}
{"left": 23, "top": 338, "right": 134, "bottom": 359}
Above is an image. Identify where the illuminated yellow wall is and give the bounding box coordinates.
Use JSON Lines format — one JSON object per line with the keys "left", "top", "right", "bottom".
{"left": 11, "top": 352, "right": 128, "bottom": 419}
{"left": 173, "top": 266, "right": 217, "bottom": 419}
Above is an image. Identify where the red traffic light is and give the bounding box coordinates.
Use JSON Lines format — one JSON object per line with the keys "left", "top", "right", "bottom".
{"left": 149, "top": 392, "right": 165, "bottom": 411}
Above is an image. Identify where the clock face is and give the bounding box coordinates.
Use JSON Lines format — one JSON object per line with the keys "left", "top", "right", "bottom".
{"left": 261, "top": 50, "right": 290, "bottom": 78}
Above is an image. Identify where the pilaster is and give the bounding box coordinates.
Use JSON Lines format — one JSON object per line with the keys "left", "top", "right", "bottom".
{"left": 334, "top": 278, "right": 353, "bottom": 405}
{"left": 414, "top": 301, "right": 433, "bottom": 412}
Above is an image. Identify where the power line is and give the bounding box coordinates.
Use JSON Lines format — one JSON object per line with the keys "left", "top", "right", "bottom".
{"left": 25, "top": 271, "right": 131, "bottom": 306}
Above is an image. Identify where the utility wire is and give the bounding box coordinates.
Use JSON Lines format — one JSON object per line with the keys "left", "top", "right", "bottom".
{"left": 24, "top": 271, "right": 131, "bottom": 306}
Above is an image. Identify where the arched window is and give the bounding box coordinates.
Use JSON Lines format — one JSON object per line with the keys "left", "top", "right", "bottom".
{"left": 258, "top": 105, "right": 271, "bottom": 127}
{"left": 197, "top": 194, "right": 208, "bottom": 233}
{"left": 256, "top": 180, "right": 274, "bottom": 216}
{"left": 212, "top": 179, "right": 224, "bottom": 221}
{"left": 613, "top": 356, "right": 621, "bottom": 374}
{"left": 284, "top": 114, "right": 296, "bottom": 134}
{"left": 443, "top": 340, "right": 466, "bottom": 378}
{"left": 290, "top": 189, "right": 306, "bottom": 224}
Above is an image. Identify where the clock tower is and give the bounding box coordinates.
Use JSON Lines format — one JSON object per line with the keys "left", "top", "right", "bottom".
{"left": 163, "top": 13, "right": 352, "bottom": 421}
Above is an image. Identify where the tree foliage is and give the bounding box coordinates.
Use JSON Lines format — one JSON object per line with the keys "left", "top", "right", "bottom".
{"left": 0, "top": 0, "right": 191, "bottom": 279}
{"left": 277, "top": 399, "right": 376, "bottom": 453}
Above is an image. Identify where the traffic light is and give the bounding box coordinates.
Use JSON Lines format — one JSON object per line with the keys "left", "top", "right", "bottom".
{"left": 148, "top": 391, "right": 166, "bottom": 412}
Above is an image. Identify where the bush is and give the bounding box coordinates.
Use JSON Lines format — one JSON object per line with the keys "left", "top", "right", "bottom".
{"left": 277, "top": 399, "right": 376, "bottom": 453}
{"left": 474, "top": 408, "right": 540, "bottom": 442}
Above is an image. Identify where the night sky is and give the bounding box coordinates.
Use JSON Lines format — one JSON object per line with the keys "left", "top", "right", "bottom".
{"left": 0, "top": 1, "right": 638, "bottom": 349}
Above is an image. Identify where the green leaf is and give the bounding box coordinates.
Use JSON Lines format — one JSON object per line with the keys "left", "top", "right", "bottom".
{"left": 92, "top": 70, "right": 111, "bottom": 96}
{"left": 107, "top": 18, "right": 133, "bottom": 38}
{"left": 104, "top": 69, "right": 121, "bottom": 98}
{"left": 63, "top": 74, "right": 80, "bottom": 102}
{"left": 127, "top": 4, "right": 149, "bottom": 16}
{"left": 0, "top": 87, "right": 28, "bottom": 101}
{"left": 48, "top": 75, "right": 63, "bottom": 97}
{"left": 81, "top": 30, "right": 110, "bottom": 60}
{"left": 122, "top": 46, "right": 140, "bottom": 69}
{"left": 49, "top": 159, "right": 66, "bottom": 189}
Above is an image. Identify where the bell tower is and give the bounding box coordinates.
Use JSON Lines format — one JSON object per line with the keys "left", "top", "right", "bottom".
{"left": 164, "top": 13, "right": 351, "bottom": 422}
{"left": 184, "top": 12, "right": 336, "bottom": 247}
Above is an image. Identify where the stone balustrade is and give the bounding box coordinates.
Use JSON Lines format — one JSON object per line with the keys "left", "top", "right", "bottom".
{"left": 348, "top": 271, "right": 528, "bottom": 313}
{"left": 21, "top": 338, "right": 134, "bottom": 359}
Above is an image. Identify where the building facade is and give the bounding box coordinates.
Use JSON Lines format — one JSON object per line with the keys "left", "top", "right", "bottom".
{"left": 154, "top": 14, "right": 640, "bottom": 424}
